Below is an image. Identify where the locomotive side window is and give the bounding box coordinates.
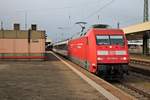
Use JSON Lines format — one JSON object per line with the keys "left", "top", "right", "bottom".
{"left": 96, "top": 35, "right": 110, "bottom": 45}
{"left": 110, "top": 35, "right": 124, "bottom": 46}
{"left": 96, "top": 35, "right": 124, "bottom": 45}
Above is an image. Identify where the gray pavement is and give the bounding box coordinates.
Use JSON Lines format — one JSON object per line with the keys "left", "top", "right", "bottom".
{"left": 0, "top": 53, "right": 106, "bottom": 100}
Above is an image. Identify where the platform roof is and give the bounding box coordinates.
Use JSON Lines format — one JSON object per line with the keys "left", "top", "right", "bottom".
{"left": 122, "top": 21, "right": 150, "bottom": 34}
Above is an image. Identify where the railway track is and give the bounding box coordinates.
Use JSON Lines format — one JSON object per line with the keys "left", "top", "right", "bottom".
{"left": 129, "top": 58, "right": 150, "bottom": 76}
{"left": 114, "top": 83, "right": 149, "bottom": 100}
{"left": 130, "top": 58, "right": 150, "bottom": 66}
{"left": 119, "top": 81, "right": 150, "bottom": 99}
{"left": 112, "top": 72, "right": 150, "bottom": 100}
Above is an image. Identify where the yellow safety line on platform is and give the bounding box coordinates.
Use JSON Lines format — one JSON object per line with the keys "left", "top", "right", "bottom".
{"left": 51, "top": 51, "right": 119, "bottom": 100}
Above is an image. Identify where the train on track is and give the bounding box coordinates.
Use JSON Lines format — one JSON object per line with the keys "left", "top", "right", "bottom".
{"left": 53, "top": 24, "right": 129, "bottom": 80}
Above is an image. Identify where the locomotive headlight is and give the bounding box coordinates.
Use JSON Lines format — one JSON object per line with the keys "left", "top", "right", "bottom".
{"left": 116, "top": 50, "right": 126, "bottom": 55}
{"left": 97, "top": 51, "right": 108, "bottom": 55}
{"left": 92, "top": 63, "right": 96, "bottom": 66}
{"left": 123, "top": 57, "right": 127, "bottom": 60}
{"left": 97, "top": 57, "right": 103, "bottom": 60}
{"left": 121, "top": 57, "right": 127, "bottom": 60}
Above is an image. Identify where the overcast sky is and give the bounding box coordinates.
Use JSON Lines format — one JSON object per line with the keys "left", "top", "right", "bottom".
{"left": 0, "top": 0, "right": 150, "bottom": 42}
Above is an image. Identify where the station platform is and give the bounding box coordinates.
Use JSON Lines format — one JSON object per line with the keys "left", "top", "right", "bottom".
{"left": 0, "top": 53, "right": 107, "bottom": 100}
{"left": 0, "top": 52, "right": 135, "bottom": 100}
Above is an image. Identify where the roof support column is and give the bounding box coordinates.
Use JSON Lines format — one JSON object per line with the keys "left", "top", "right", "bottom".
{"left": 143, "top": 31, "right": 150, "bottom": 55}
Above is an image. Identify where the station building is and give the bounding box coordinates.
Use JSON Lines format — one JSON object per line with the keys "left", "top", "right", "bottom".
{"left": 0, "top": 24, "right": 46, "bottom": 60}
{"left": 122, "top": 21, "right": 150, "bottom": 55}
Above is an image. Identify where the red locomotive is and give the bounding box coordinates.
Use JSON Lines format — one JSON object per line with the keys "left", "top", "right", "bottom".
{"left": 53, "top": 24, "right": 129, "bottom": 80}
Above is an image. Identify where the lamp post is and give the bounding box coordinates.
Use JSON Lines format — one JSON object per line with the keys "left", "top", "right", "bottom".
{"left": 58, "top": 27, "right": 65, "bottom": 41}
{"left": 57, "top": 26, "right": 72, "bottom": 41}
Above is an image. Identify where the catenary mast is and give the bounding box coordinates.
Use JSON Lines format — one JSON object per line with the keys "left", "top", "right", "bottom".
{"left": 143, "top": 0, "right": 149, "bottom": 22}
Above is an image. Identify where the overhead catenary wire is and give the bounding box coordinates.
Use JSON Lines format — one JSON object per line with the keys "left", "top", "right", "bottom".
{"left": 83, "top": 0, "right": 116, "bottom": 20}
{"left": 67, "top": 0, "right": 116, "bottom": 31}
{"left": 119, "top": 16, "right": 143, "bottom": 27}
{"left": 16, "top": 0, "right": 105, "bottom": 13}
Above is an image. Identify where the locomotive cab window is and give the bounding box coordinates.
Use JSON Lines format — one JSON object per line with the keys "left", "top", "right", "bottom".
{"left": 96, "top": 35, "right": 124, "bottom": 45}
{"left": 110, "top": 35, "right": 124, "bottom": 46}
{"left": 96, "top": 35, "right": 110, "bottom": 45}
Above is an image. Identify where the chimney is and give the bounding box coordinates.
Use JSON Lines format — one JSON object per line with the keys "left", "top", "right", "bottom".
{"left": 31, "top": 24, "right": 37, "bottom": 30}
{"left": 14, "top": 23, "right": 20, "bottom": 30}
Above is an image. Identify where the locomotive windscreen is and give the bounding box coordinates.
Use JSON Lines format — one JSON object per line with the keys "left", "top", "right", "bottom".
{"left": 96, "top": 35, "right": 124, "bottom": 46}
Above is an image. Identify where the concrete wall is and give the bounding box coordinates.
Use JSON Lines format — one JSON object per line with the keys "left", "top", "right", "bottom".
{"left": 0, "top": 30, "right": 46, "bottom": 60}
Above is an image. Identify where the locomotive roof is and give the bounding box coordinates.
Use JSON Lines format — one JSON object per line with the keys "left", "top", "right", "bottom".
{"left": 91, "top": 24, "right": 111, "bottom": 29}
{"left": 59, "top": 24, "right": 123, "bottom": 41}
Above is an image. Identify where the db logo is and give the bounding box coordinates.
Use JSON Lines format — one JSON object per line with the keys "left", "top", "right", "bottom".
{"left": 109, "top": 51, "right": 115, "bottom": 55}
